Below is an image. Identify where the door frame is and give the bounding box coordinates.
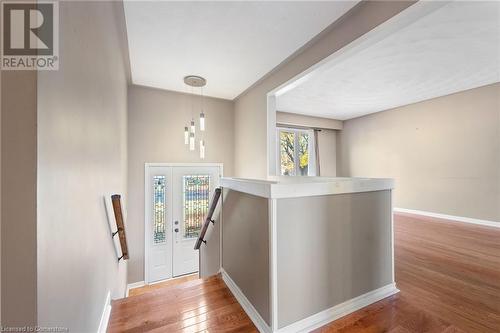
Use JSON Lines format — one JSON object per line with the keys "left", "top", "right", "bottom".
{"left": 144, "top": 162, "right": 223, "bottom": 284}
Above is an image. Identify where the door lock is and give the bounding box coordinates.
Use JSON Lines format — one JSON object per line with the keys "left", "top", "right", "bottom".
{"left": 174, "top": 220, "right": 179, "bottom": 225}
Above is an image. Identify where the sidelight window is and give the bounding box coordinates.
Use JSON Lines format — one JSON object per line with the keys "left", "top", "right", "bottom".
{"left": 153, "top": 175, "right": 166, "bottom": 244}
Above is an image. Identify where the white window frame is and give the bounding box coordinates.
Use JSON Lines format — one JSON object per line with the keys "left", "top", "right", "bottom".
{"left": 276, "top": 127, "right": 316, "bottom": 176}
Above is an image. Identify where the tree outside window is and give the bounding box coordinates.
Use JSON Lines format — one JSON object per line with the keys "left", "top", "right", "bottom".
{"left": 280, "top": 131, "right": 295, "bottom": 175}
{"left": 298, "top": 133, "right": 309, "bottom": 176}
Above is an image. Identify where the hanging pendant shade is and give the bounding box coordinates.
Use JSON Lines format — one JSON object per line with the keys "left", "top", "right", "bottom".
{"left": 189, "top": 132, "right": 195, "bottom": 151}
{"left": 199, "top": 112, "right": 205, "bottom": 131}
{"left": 184, "top": 127, "right": 189, "bottom": 145}
{"left": 200, "top": 140, "right": 205, "bottom": 159}
{"left": 190, "top": 120, "right": 196, "bottom": 134}
{"left": 183, "top": 75, "right": 207, "bottom": 158}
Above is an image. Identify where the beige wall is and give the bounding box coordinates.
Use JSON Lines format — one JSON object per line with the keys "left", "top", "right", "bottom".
{"left": 276, "top": 111, "right": 342, "bottom": 130}
{"left": 127, "top": 85, "right": 234, "bottom": 283}
{"left": 1, "top": 71, "right": 38, "bottom": 326}
{"left": 234, "top": 1, "right": 415, "bottom": 178}
{"left": 338, "top": 83, "right": 500, "bottom": 222}
{"left": 317, "top": 130, "right": 338, "bottom": 177}
{"left": 37, "top": 1, "right": 129, "bottom": 330}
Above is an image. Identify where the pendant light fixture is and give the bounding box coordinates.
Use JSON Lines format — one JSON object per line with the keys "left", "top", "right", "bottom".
{"left": 199, "top": 112, "right": 205, "bottom": 131}
{"left": 200, "top": 140, "right": 205, "bottom": 159}
{"left": 199, "top": 85, "right": 205, "bottom": 131}
{"left": 183, "top": 75, "right": 207, "bottom": 158}
{"left": 189, "top": 132, "right": 195, "bottom": 151}
{"left": 184, "top": 126, "right": 189, "bottom": 145}
{"left": 190, "top": 119, "right": 196, "bottom": 134}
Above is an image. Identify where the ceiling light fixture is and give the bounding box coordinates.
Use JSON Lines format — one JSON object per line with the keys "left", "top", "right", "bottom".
{"left": 184, "top": 75, "right": 207, "bottom": 159}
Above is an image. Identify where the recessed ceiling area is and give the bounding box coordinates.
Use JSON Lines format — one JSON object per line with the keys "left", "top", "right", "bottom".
{"left": 124, "top": 1, "right": 359, "bottom": 100}
{"left": 276, "top": 1, "right": 500, "bottom": 120}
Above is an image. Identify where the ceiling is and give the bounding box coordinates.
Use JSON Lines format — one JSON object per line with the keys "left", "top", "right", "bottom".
{"left": 276, "top": 1, "right": 500, "bottom": 120}
{"left": 123, "top": 1, "right": 359, "bottom": 100}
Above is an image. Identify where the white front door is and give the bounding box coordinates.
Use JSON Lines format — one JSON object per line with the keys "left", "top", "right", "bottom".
{"left": 145, "top": 164, "right": 221, "bottom": 283}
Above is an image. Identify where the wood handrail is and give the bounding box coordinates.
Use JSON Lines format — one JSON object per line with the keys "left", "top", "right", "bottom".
{"left": 111, "top": 194, "right": 129, "bottom": 260}
{"left": 194, "top": 187, "right": 222, "bottom": 250}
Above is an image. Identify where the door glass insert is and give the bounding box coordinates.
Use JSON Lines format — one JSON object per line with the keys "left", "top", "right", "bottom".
{"left": 153, "top": 175, "right": 166, "bottom": 244}
{"left": 183, "top": 175, "right": 211, "bottom": 239}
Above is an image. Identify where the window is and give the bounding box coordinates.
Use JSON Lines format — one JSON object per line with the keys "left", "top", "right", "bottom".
{"left": 153, "top": 176, "right": 166, "bottom": 244}
{"left": 182, "top": 175, "right": 211, "bottom": 239}
{"left": 277, "top": 127, "right": 316, "bottom": 176}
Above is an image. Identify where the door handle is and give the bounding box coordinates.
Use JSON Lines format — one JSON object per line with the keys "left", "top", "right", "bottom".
{"left": 174, "top": 228, "right": 179, "bottom": 233}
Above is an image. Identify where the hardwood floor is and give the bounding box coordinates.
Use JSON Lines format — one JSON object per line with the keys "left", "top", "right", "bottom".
{"left": 108, "top": 274, "right": 257, "bottom": 332}
{"left": 316, "top": 212, "right": 500, "bottom": 333}
{"left": 129, "top": 273, "right": 199, "bottom": 297}
{"left": 395, "top": 212, "right": 500, "bottom": 332}
{"left": 109, "top": 213, "right": 500, "bottom": 332}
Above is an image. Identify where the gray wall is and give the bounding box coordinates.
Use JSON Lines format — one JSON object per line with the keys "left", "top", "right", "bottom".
{"left": 234, "top": 1, "right": 415, "bottom": 178}
{"left": 37, "top": 1, "right": 129, "bottom": 330}
{"left": 1, "top": 71, "right": 38, "bottom": 326}
{"left": 276, "top": 190, "right": 393, "bottom": 328}
{"left": 199, "top": 204, "right": 221, "bottom": 278}
{"left": 338, "top": 83, "right": 500, "bottom": 222}
{"left": 222, "top": 189, "right": 270, "bottom": 325}
{"left": 0, "top": 63, "right": 1, "bottom": 325}
{"left": 127, "top": 85, "right": 234, "bottom": 283}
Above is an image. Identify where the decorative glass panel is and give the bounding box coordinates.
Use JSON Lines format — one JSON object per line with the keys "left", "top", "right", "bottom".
{"left": 183, "top": 175, "right": 210, "bottom": 239}
{"left": 153, "top": 176, "right": 166, "bottom": 244}
{"left": 298, "top": 132, "right": 309, "bottom": 176}
{"left": 280, "top": 131, "right": 295, "bottom": 176}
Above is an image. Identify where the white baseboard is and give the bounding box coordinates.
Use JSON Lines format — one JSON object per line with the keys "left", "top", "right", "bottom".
{"left": 277, "top": 283, "right": 399, "bottom": 333}
{"left": 98, "top": 291, "right": 112, "bottom": 333}
{"left": 221, "top": 269, "right": 272, "bottom": 333}
{"left": 222, "top": 268, "right": 398, "bottom": 333}
{"left": 394, "top": 208, "right": 500, "bottom": 229}
{"left": 125, "top": 281, "right": 145, "bottom": 297}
